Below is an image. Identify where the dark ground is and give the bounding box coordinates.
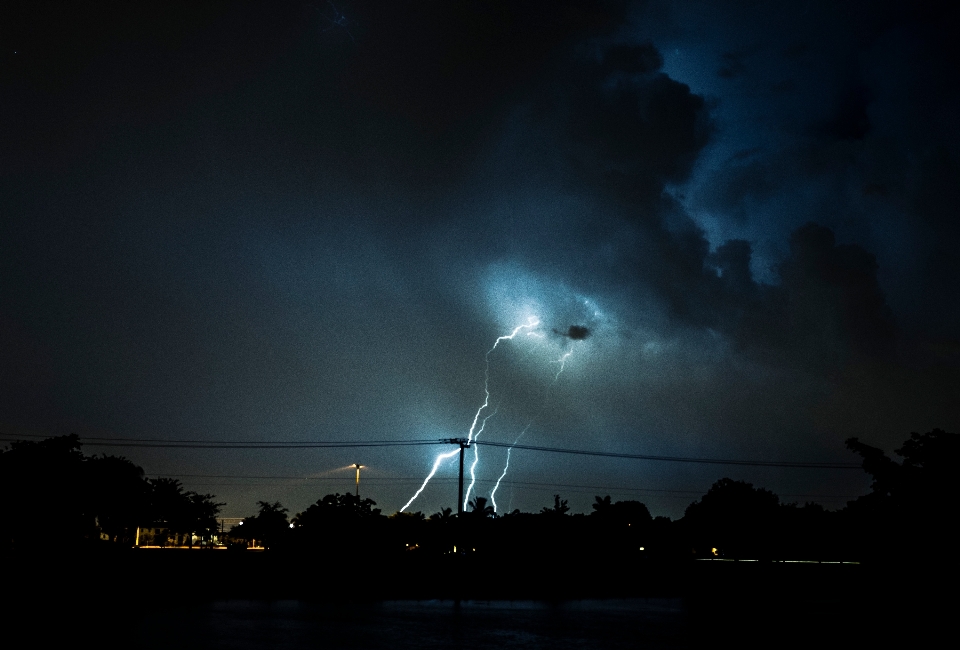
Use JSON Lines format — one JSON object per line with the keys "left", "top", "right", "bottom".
{"left": 1, "top": 549, "right": 952, "bottom": 648}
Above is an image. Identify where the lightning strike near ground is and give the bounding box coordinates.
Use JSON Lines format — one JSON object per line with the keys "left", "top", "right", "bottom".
{"left": 401, "top": 317, "right": 540, "bottom": 513}
{"left": 399, "top": 447, "right": 460, "bottom": 513}
{"left": 463, "top": 406, "right": 498, "bottom": 510}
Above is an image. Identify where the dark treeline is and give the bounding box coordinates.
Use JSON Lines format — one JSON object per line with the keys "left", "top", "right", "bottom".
{"left": 0, "top": 434, "right": 222, "bottom": 548}
{"left": 1, "top": 429, "right": 955, "bottom": 562}
{"left": 228, "top": 428, "right": 956, "bottom": 562}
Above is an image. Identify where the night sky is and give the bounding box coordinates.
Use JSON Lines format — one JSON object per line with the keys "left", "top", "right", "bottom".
{"left": 2, "top": 1, "right": 958, "bottom": 519}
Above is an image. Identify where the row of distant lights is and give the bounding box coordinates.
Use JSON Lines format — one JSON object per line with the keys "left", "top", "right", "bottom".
{"left": 237, "top": 520, "right": 296, "bottom": 529}
{"left": 230, "top": 529, "right": 854, "bottom": 561}
{"left": 238, "top": 521, "right": 644, "bottom": 540}
{"left": 234, "top": 521, "right": 857, "bottom": 560}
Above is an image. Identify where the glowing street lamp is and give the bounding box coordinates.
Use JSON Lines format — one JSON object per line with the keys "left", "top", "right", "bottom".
{"left": 353, "top": 463, "right": 364, "bottom": 497}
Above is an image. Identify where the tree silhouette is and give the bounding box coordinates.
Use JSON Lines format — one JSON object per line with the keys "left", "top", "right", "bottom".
{"left": 591, "top": 495, "right": 612, "bottom": 515}
{"left": 1, "top": 435, "right": 223, "bottom": 548}
{"left": 540, "top": 494, "right": 570, "bottom": 517}
{"left": 387, "top": 510, "right": 428, "bottom": 552}
{"left": 11, "top": 429, "right": 956, "bottom": 562}
{"left": 291, "top": 492, "right": 386, "bottom": 553}
{"left": 188, "top": 491, "right": 224, "bottom": 544}
{"left": 845, "top": 429, "right": 957, "bottom": 556}
{"left": 592, "top": 498, "right": 651, "bottom": 526}
{"left": 845, "top": 437, "right": 901, "bottom": 497}
{"left": 468, "top": 496, "right": 495, "bottom": 518}
{"left": 233, "top": 501, "right": 289, "bottom": 549}
{"left": 293, "top": 492, "right": 382, "bottom": 527}
{"left": 0, "top": 435, "right": 88, "bottom": 547}
{"left": 586, "top": 496, "right": 653, "bottom": 555}
{"left": 85, "top": 454, "right": 151, "bottom": 543}
{"left": 683, "top": 478, "right": 780, "bottom": 558}
{"left": 149, "top": 477, "right": 204, "bottom": 545}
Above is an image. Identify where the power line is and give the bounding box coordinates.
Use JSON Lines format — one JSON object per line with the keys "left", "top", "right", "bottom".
{"left": 0, "top": 435, "right": 440, "bottom": 449}
{"left": 1, "top": 432, "right": 862, "bottom": 468}
{"left": 472, "top": 440, "right": 862, "bottom": 469}
{"left": 153, "top": 473, "right": 860, "bottom": 500}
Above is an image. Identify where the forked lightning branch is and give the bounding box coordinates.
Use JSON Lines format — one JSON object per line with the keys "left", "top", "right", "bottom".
{"left": 400, "top": 317, "right": 587, "bottom": 513}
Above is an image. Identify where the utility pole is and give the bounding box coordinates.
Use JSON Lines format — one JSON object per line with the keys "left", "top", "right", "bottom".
{"left": 444, "top": 438, "right": 470, "bottom": 516}
{"left": 459, "top": 442, "right": 465, "bottom": 516}
{"left": 437, "top": 438, "right": 471, "bottom": 566}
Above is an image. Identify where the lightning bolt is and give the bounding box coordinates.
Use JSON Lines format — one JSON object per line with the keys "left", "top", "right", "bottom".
{"left": 554, "top": 349, "right": 573, "bottom": 381}
{"left": 400, "top": 447, "right": 460, "bottom": 513}
{"left": 401, "top": 317, "right": 540, "bottom": 513}
{"left": 461, "top": 318, "right": 539, "bottom": 510}
{"left": 491, "top": 448, "right": 513, "bottom": 513}
{"left": 490, "top": 346, "right": 573, "bottom": 513}
{"left": 468, "top": 317, "right": 540, "bottom": 444}
{"left": 463, "top": 406, "right": 498, "bottom": 510}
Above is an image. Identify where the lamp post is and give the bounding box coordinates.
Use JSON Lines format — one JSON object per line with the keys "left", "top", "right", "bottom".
{"left": 353, "top": 463, "right": 363, "bottom": 497}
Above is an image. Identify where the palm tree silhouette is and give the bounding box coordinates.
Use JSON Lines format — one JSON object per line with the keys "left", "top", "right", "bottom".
{"left": 592, "top": 495, "right": 612, "bottom": 515}
{"left": 468, "top": 496, "right": 495, "bottom": 518}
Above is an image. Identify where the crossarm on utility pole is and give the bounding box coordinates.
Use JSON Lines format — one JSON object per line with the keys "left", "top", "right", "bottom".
{"left": 442, "top": 438, "right": 470, "bottom": 516}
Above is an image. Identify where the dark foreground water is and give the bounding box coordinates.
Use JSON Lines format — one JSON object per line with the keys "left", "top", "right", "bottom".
{"left": 137, "top": 599, "right": 687, "bottom": 650}
{"left": 130, "top": 593, "right": 944, "bottom": 649}
{"left": 4, "top": 553, "right": 951, "bottom": 648}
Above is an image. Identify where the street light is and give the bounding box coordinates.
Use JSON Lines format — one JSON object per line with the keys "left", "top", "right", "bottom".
{"left": 353, "top": 463, "right": 364, "bottom": 497}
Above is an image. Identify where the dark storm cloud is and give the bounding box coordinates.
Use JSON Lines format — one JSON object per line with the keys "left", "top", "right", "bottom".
{"left": 340, "top": 2, "right": 625, "bottom": 122}
{"left": 817, "top": 81, "right": 873, "bottom": 141}
{"left": 303, "top": 0, "right": 634, "bottom": 199}
{"left": 723, "top": 224, "right": 898, "bottom": 370}
{"left": 716, "top": 50, "right": 751, "bottom": 79}
{"left": 566, "top": 41, "right": 712, "bottom": 199}
{"left": 645, "top": 0, "right": 960, "bottom": 357}
{"left": 478, "top": 8, "right": 907, "bottom": 376}
{"left": 481, "top": 27, "right": 719, "bottom": 334}
{"left": 2, "top": 0, "right": 959, "bottom": 518}
{"left": 599, "top": 218, "right": 899, "bottom": 374}
{"left": 600, "top": 43, "right": 664, "bottom": 75}
{"left": 0, "top": 1, "right": 649, "bottom": 442}
{"left": 553, "top": 326, "right": 590, "bottom": 341}
{"left": 406, "top": 3, "right": 904, "bottom": 384}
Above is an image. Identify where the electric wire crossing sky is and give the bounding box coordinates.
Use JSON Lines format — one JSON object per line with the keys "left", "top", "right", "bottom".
{"left": 400, "top": 317, "right": 583, "bottom": 514}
